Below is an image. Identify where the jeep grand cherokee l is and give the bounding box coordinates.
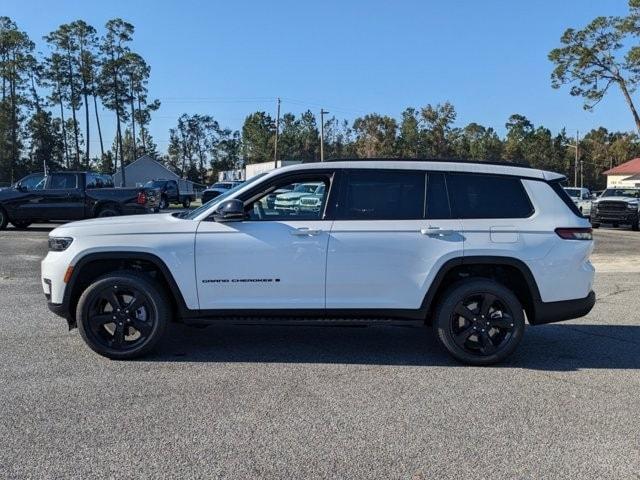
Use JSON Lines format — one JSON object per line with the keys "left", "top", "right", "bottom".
{"left": 41, "top": 160, "right": 595, "bottom": 365}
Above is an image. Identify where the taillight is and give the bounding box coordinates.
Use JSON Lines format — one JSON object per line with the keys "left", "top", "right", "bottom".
{"left": 137, "top": 191, "right": 147, "bottom": 205}
{"left": 555, "top": 227, "right": 593, "bottom": 240}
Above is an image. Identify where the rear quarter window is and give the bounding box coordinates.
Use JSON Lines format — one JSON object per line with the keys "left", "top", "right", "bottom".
{"left": 447, "top": 173, "right": 534, "bottom": 219}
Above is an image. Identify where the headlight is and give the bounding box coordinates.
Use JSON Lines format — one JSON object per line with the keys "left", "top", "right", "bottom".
{"left": 48, "top": 237, "right": 73, "bottom": 251}
{"left": 628, "top": 203, "right": 639, "bottom": 210}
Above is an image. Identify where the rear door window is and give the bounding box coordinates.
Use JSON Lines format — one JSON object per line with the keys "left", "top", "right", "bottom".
{"left": 47, "top": 173, "right": 78, "bottom": 190}
{"left": 337, "top": 170, "right": 425, "bottom": 220}
{"left": 425, "top": 172, "right": 451, "bottom": 219}
{"left": 447, "top": 173, "right": 534, "bottom": 219}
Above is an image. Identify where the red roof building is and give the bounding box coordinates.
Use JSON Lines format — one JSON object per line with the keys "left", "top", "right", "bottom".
{"left": 603, "top": 158, "right": 640, "bottom": 187}
{"left": 603, "top": 158, "right": 640, "bottom": 175}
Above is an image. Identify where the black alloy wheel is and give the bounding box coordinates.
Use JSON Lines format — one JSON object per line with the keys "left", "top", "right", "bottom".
{"left": 433, "top": 279, "right": 525, "bottom": 365}
{"left": 77, "top": 273, "right": 169, "bottom": 359}
{"left": 449, "top": 293, "right": 515, "bottom": 356}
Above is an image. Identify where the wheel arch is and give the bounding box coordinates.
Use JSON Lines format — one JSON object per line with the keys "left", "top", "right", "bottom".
{"left": 63, "top": 251, "right": 190, "bottom": 327}
{"left": 92, "top": 201, "right": 121, "bottom": 217}
{"left": 421, "top": 256, "right": 542, "bottom": 324}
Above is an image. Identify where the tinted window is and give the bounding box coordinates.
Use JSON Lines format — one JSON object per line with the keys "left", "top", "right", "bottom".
{"left": 426, "top": 172, "right": 451, "bottom": 219}
{"left": 447, "top": 173, "right": 533, "bottom": 219}
{"left": 246, "top": 177, "right": 329, "bottom": 221}
{"left": 86, "top": 173, "right": 103, "bottom": 189}
{"left": 48, "top": 173, "right": 78, "bottom": 190}
{"left": 339, "top": 170, "right": 425, "bottom": 220}
{"left": 101, "top": 175, "right": 114, "bottom": 188}
{"left": 19, "top": 173, "right": 45, "bottom": 190}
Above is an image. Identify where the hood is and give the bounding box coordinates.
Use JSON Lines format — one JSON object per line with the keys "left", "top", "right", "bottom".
{"left": 50, "top": 213, "right": 199, "bottom": 238}
{"left": 276, "top": 191, "right": 310, "bottom": 201}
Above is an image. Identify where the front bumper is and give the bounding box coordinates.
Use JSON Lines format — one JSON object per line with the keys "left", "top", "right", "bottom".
{"left": 531, "top": 291, "right": 596, "bottom": 325}
{"left": 592, "top": 210, "right": 638, "bottom": 224}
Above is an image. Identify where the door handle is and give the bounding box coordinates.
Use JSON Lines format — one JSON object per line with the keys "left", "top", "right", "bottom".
{"left": 290, "top": 227, "right": 322, "bottom": 236}
{"left": 420, "top": 226, "right": 454, "bottom": 236}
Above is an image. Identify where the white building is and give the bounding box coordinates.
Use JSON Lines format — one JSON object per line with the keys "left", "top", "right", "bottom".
{"left": 603, "top": 158, "right": 640, "bottom": 188}
{"left": 217, "top": 159, "right": 303, "bottom": 182}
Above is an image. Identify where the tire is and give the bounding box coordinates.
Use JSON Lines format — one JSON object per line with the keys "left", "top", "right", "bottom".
{"left": 592, "top": 222, "right": 600, "bottom": 229}
{"left": 159, "top": 196, "right": 168, "bottom": 210}
{"left": 76, "top": 272, "right": 170, "bottom": 359}
{"left": 432, "top": 278, "right": 526, "bottom": 366}
{"left": 10, "top": 220, "right": 31, "bottom": 229}
{"left": 0, "top": 207, "right": 8, "bottom": 230}
{"left": 613, "top": 222, "right": 619, "bottom": 228}
{"left": 97, "top": 206, "right": 119, "bottom": 217}
{"left": 182, "top": 198, "right": 191, "bottom": 209}
{"left": 632, "top": 218, "right": 640, "bottom": 231}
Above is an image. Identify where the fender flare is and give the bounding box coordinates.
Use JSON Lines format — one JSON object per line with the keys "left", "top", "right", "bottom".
{"left": 63, "top": 251, "right": 190, "bottom": 317}
{"left": 420, "top": 255, "right": 542, "bottom": 313}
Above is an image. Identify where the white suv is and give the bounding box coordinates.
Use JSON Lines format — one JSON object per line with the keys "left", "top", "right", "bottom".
{"left": 41, "top": 160, "right": 595, "bottom": 365}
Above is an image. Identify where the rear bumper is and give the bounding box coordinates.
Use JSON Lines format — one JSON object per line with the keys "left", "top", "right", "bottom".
{"left": 531, "top": 291, "right": 595, "bottom": 325}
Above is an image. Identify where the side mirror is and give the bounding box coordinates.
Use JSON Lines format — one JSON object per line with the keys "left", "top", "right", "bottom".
{"left": 213, "top": 199, "right": 246, "bottom": 222}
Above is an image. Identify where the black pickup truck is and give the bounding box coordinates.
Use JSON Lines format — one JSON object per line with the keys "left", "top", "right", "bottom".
{"left": 0, "top": 171, "right": 159, "bottom": 230}
{"left": 144, "top": 179, "right": 196, "bottom": 209}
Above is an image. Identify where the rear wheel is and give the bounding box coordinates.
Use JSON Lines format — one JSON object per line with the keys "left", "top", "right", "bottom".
{"left": 632, "top": 218, "right": 639, "bottom": 231}
{"left": 433, "top": 279, "right": 525, "bottom": 365}
{"left": 97, "top": 206, "right": 119, "bottom": 217}
{"left": 182, "top": 197, "right": 191, "bottom": 209}
{"left": 10, "top": 219, "right": 31, "bottom": 229}
{"left": 0, "top": 207, "right": 8, "bottom": 230}
{"left": 159, "top": 196, "right": 168, "bottom": 210}
{"left": 76, "top": 272, "right": 169, "bottom": 359}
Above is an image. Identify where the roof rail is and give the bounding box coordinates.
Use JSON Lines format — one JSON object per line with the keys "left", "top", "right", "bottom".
{"left": 321, "top": 157, "right": 534, "bottom": 169}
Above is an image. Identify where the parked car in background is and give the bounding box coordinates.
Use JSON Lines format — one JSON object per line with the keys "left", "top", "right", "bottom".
{"left": 563, "top": 187, "right": 593, "bottom": 217}
{"left": 274, "top": 182, "right": 322, "bottom": 212}
{"left": 42, "top": 160, "right": 595, "bottom": 365}
{"left": 144, "top": 179, "right": 195, "bottom": 209}
{"left": 201, "top": 181, "right": 244, "bottom": 204}
{"left": 0, "top": 171, "right": 159, "bottom": 230}
{"left": 298, "top": 184, "right": 326, "bottom": 213}
{"left": 591, "top": 187, "right": 640, "bottom": 230}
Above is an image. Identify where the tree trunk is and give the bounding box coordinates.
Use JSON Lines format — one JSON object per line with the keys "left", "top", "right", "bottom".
{"left": 66, "top": 50, "right": 81, "bottom": 168}
{"left": 137, "top": 96, "right": 146, "bottom": 152}
{"left": 58, "top": 82, "right": 69, "bottom": 169}
{"left": 9, "top": 64, "right": 17, "bottom": 183}
{"left": 93, "top": 93, "right": 104, "bottom": 159}
{"left": 83, "top": 91, "right": 90, "bottom": 168}
{"left": 618, "top": 78, "right": 640, "bottom": 133}
{"left": 117, "top": 114, "right": 125, "bottom": 186}
{"left": 129, "top": 76, "right": 136, "bottom": 161}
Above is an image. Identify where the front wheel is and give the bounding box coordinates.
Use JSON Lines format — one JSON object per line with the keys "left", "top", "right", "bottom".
{"left": 591, "top": 222, "right": 600, "bottom": 229}
{"left": 182, "top": 198, "right": 191, "bottom": 209}
{"left": 632, "top": 218, "right": 640, "bottom": 231}
{"left": 0, "top": 207, "right": 8, "bottom": 230}
{"left": 76, "top": 272, "right": 170, "bottom": 359}
{"left": 433, "top": 279, "right": 525, "bottom": 365}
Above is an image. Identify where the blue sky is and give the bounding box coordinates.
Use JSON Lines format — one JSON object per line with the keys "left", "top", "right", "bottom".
{"left": 4, "top": 0, "right": 634, "bottom": 154}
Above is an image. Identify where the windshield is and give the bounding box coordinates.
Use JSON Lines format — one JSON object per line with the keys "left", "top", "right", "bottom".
{"left": 293, "top": 183, "right": 320, "bottom": 193}
{"left": 144, "top": 180, "right": 167, "bottom": 188}
{"left": 184, "top": 173, "right": 267, "bottom": 220}
{"left": 564, "top": 188, "right": 580, "bottom": 198}
{"left": 602, "top": 189, "right": 640, "bottom": 198}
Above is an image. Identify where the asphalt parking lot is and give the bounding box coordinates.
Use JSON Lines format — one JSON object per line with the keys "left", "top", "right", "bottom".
{"left": 1, "top": 224, "right": 639, "bottom": 479}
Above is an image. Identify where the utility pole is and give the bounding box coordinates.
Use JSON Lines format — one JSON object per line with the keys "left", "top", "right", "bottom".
{"left": 274, "top": 97, "right": 281, "bottom": 168}
{"left": 320, "top": 109, "right": 329, "bottom": 162}
{"left": 575, "top": 130, "right": 580, "bottom": 188}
